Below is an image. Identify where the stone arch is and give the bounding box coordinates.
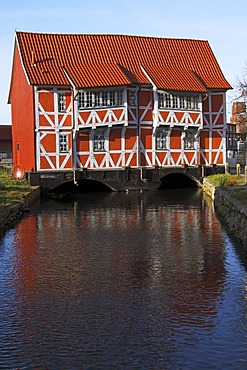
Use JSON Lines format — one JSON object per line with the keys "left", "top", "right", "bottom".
{"left": 158, "top": 172, "right": 199, "bottom": 189}
{"left": 50, "top": 178, "right": 114, "bottom": 194}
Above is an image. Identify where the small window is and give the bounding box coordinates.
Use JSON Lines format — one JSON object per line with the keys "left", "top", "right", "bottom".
{"left": 58, "top": 93, "right": 66, "bottom": 112}
{"left": 101, "top": 91, "right": 108, "bottom": 106}
{"left": 180, "top": 95, "right": 186, "bottom": 109}
{"left": 172, "top": 95, "right": 178, "bottom": 109}
{"left": 184, "top": 130, "right": 196, "bottom": 150}
{"left": 116, "top": 90, "right": 123, "bottom": 106}
{"left": 109, "top": 91, "right": 115, "bottom": 106}
{"left": 59, "top": 134, "right": 69, "bottom": 152}
{"left": 159, "top": 94, "right": 165, "bottom": 108}
{"left": 165, "top": 93, "right": 172, "bottom": 108}
{"left": 86, "top": 92, "right": 93, "bottom": 107}
{"left": 129, "top": 91, "right": 136, "bottom": 106}
{"left": 187, "top": 96, "right": 192, "bottom": 110}
{"left": 95, "top": 91, "right": 101, "bottom": 107}
{"left": 156, "top": 128, "right": 168, "bottom": 150}
{"left": 78, "top": 91, "right": 85, "bottom": 109}
{"left": 93, "top": 129, "right": 105, "bottom": 152}
{"left": 192, "top": 95, "right": 199, "bottom": 110}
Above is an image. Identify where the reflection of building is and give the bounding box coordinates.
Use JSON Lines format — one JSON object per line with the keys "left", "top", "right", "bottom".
{"left": 8, "top": 32, "right": 231, "bottom": 182}
{"left": 0, "top": 125, "right": 12, "bottom": 164}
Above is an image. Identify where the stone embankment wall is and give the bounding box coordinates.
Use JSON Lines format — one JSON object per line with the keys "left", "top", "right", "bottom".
{"left": 202, "top": 179, "right": 247, "bottom": 248}
{"left": 0, "top": 187, "right": 40, "bottom": 234}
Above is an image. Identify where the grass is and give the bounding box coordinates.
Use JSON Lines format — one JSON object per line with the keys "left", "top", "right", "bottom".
{"left": 0, "top": 168, "right": 33, "bottom": 213}
{"left": 206, "top": 173, "right": 247, "bottom": 204}
{"left": 206, "top": 173, "right": 246, "bottom": 187}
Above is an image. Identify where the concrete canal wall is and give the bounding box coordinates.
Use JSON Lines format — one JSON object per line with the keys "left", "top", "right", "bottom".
{"left": 0, "top": 187, "right": 40, "bottom": 234}
{"left": 202, "top": 179, "right": 247, "bottom": 248}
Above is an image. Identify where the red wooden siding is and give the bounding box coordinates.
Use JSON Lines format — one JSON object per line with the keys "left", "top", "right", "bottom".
{"left": 9, "top": 43, "right": 35, "bottom": 171}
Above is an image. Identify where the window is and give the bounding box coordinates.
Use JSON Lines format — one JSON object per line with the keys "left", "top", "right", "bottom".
{"left": 165, "top": 93, "right": 172, "bottom": 108}
{"left": 156, "top": 128, "right": 168, "bottom": 150}
{"left": 58, "top": 93, "right": 66, "bottom": 112}
{"left": 158, "top": 93, "right": 200, "bottom": 111}
{"left": 184, "top": 130, "right": 196, "bottom": 150}
{"left": 129, "top": 90, "right": 136, "bottom": 106}
{"left": 93, "top": 129, "right": 105, "bottom": 152}
{"left": 186, "top": 96, "right": 192, "bottom": 110}
{"left": 116, "top": 90, "right": 123, "bottom": 106}
{"left": 109, "top": 91, "right": 115, "bottom": 106}
{"left": 173, "top": 95, "right": 178, "bottom": 109}
{"left": 59, "top": 134, "right": 68, "bottom": 152}
{"left": 86, "top": 92, "right": 93, "bottom": 107}
{"left": 95, "top": 91, "right": 101, "bottom": 106}
{"left": 159, "top": 94, "right": 165, "bottom": 108}
{"left": 78, "top": 89, "right": 124, "bottom": 110}
{"left": 180, "top": 95, "right": 186, "bottom": 109}
{"left": 192, "top": 95, "right": 199, "bottom": 110}
{"left": 102, "top": 91, "right": 108, "bottom": 106}
{"left": 78, "top": 91, "right": 85, "bottom": 109}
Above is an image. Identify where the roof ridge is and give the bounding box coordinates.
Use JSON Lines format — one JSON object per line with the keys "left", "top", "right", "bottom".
{"left": 15, "top": 30, "right": 208, "bottom": 43}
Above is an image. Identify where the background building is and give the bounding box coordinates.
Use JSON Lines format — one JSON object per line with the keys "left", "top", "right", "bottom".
{"left": 0, "top": 124, "right": 12, "bottom": 165}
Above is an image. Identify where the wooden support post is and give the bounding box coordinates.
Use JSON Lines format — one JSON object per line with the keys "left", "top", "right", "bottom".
{"left": 225, "top": 162, "right": 229, "bottom": 174}
{"left": 201, "top": 165, "right": 205, "bottom": 178}
{"left": 236, "top": 163, "right": 241, "bottom": 176}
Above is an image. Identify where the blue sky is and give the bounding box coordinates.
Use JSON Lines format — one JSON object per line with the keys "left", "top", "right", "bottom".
{"left": 0, "top": 0, "right": 246, "bottom": 123}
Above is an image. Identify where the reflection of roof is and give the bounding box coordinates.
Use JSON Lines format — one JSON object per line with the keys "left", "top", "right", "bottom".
{"left": 0, "top": 125, "right": 12, "bottom": 140}
{"left": 15, "top": 32, "right": 231, "bottom": 91}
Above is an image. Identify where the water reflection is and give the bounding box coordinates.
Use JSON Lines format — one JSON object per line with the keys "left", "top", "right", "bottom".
{"left": 1, "top": 189, "right": 247, "bottom": 369}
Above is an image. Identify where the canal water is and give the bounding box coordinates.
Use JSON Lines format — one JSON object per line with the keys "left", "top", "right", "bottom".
{"left": 0, "top": 189, "right": 247, "bottom": 369}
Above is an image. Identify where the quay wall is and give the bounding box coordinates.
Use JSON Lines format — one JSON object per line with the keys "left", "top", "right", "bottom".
{"left": 0, "top": 187, "right": 40, "bottom": 235}
{"left": 202, "top": 179, "right": 247, "bottom": 248}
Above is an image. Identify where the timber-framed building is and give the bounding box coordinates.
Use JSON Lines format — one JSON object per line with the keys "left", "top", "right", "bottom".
{"left": 8, "top": 32, "right": 231, "bottom": 190}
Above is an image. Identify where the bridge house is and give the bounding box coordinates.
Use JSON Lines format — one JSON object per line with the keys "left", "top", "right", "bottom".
{"left": 8, "top": 31, "right": 231, "bottom": 190}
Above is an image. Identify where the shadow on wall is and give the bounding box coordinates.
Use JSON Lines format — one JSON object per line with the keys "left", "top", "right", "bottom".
{"left": 159, "top": 173, "right": 198, "bottom": 189}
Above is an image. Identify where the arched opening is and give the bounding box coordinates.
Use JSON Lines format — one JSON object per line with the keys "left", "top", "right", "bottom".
{"left": 159, "top": 173, "right": 198, "bottom": 189}
{"left": 51, "top": 179, "right": 113, "bottom": 195}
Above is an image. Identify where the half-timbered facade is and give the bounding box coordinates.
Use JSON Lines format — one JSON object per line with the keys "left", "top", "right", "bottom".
{"left": 8, "top": 32, "right": 231, "bottom": 187}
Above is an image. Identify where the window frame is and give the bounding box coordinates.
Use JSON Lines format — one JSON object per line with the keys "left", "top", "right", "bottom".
{"left": 129, "top": 90, "right": 137, "bottom": 106}
{"left": 59, "top": 133, "right": 69, "bottom": 153}
{"left": 93, "top": 129, "right": 106, "bottom": 152}
{"left": 78, "top": 89, "right": 124, "bottom": 110}
{"left": 58, "top": 93, "right": 66, "bottom": 112}
{"left": 158, "top": 92, "right": 200, "bottom": 111}
{"left": 156, "top": 128, "right": 169, "bottom": 150}
{"left": 184, "top": 129, "right": 196, "bottom": 150}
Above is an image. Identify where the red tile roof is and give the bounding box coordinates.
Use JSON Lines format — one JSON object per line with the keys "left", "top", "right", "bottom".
{"left": 142, "top": 65, "right": 207, "bottom": 92}
{"left": 15, "top": 32, "right": 231, "bottom": 92}
{"left": 63, "top": 63, "right": 131, "bottom": 88}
